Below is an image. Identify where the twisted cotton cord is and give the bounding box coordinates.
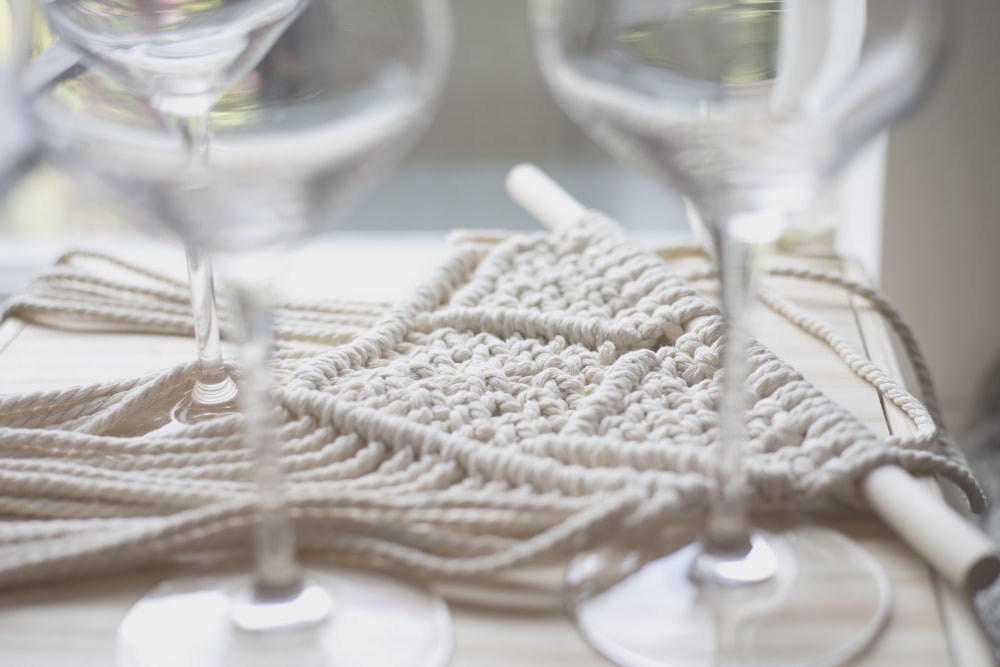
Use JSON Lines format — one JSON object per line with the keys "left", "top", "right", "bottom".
{"left": 7, "top": 249, "right": 391, "bottom": 346}
{"left": 0, "top": 222, "right": 984, "bottom": 591}
{"left": 765, "top": 263, "right": 946, "bottom": 427}
{"left": 0, "top": 469, "right": 708, "bottom": 589}
{"left": 654, "top": 248, "right": 949, "bottom": 437}
{"left": 651, "top": 248, "right": 983, "bottom": 508}
{"left": 758, "top": 271, "right": 985, "bottom": 511}
{"left": 651, "top": 248, "right": 955, "bottom": 428}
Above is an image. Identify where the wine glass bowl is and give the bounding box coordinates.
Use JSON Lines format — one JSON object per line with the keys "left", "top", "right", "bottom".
{"left": 531, "top": 2, "right": 948, "bottom": 666}
{"left": 35, "top": 0, "right": 449, "bottom": 255}
{"left": 533, "top": 0, "right": 948, "bottom": 236}
{"left": 43, "top": 0, "right": 308, "bottom": 118}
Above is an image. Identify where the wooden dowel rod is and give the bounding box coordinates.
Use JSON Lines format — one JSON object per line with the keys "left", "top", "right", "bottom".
{"left": 505, "top": 162, "right": 1000, "bottom": 593}
{"left": 505, "top": 163, "right": 587, "bottom": 232}
{"left": 862, "top": 465, "right": 999, "bottom": 592}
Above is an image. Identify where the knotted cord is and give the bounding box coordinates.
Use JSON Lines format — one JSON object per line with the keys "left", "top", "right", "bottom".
{"left": 0, "top": 213, "right": 982, "bottom": 590}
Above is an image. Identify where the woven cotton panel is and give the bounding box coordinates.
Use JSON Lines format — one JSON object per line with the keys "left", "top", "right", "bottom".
{"left": 0, "top": 213, "right": 983, "bottom": 588}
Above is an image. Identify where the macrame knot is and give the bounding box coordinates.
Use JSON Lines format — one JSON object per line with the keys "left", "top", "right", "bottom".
{"left": 0, "top": 213, "right": 985, "bottom": 591}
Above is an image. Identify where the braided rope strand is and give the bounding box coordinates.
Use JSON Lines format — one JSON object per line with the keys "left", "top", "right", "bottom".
{"left": 0, "top": 218, "right": 983, "bottom": 590}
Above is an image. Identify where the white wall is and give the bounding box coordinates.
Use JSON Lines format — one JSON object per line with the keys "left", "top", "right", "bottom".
{"left": 881, "top": 0, "right": 1000, "bottom": 433}
{"left": 341, "top": 0, "right": 687, "bottom": 234}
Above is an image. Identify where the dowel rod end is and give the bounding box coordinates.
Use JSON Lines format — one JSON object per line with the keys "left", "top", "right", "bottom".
{"left": 505, "top": 163, "right": 588, "bottom": 231}
{"left": 863, "top": 465, "right": 1000, "bottom": 592}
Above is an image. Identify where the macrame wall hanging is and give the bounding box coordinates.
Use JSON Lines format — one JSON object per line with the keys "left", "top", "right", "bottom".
{"left": 0, "top": 202, "right": 985, "bottom": 591}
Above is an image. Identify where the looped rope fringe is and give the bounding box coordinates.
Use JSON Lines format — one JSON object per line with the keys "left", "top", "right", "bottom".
{"left": 0, "top": 213, "right": 984, "bottom": 590}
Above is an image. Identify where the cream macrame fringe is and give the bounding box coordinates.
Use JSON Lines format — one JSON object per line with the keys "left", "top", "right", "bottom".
{"left": 0, "top": 213, "right": 984, "bottom": 591}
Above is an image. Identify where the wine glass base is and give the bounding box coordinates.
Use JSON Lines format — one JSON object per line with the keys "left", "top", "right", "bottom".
{"left": 116, "top": 566, "right": 452, "bottom": 667}
{"left": 169, "top": 396, "right": 242, "bottom": 429}
{"left": 566, "top": 524, "right": 890, "bottom": 667}
{"left": 103, "top": 389, "right": 241, "bottom": 437}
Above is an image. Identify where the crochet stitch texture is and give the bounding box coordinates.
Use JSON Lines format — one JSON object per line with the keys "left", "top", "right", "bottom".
{"left": 0, "top": 212, "right": 983, "bottom": 588}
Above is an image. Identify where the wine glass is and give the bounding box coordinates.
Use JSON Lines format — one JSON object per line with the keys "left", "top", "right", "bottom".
{"left": 30, "top": 1, "right": 454, "bottom": 665}
{"left": 531, "top": 1, "right": 948, "bottom": 666}
{"left": 32, "top": 0, "right": 315, "bottom": 433}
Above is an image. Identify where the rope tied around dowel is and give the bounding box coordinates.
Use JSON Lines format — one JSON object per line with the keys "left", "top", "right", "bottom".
{"left": 0, "top": 212, "right": 984, "bottom": 590}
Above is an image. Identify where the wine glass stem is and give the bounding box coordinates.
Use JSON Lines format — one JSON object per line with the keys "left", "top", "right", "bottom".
{"left": 175, "top": 112, "right": 211, "bottom": 171}
{"left": 174, "top": 113, "right": 238, "bottom": 418}
{"left": 230, "top": 277, "right": 305, "bottom": 599}
{"left": 185, "top": 244, "right": 230, "bottom": 385}
{"left": 699, "top": 223, "right": 760, "bottom": 571}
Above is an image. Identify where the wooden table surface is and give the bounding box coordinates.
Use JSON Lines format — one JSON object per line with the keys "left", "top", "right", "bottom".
{"left": 0, "top": 235, "right": 994, "bottom": 666}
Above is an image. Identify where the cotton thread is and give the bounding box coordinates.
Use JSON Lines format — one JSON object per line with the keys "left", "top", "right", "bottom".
{"left": 0, "top": 213, "right": 983, "bottom": 591}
